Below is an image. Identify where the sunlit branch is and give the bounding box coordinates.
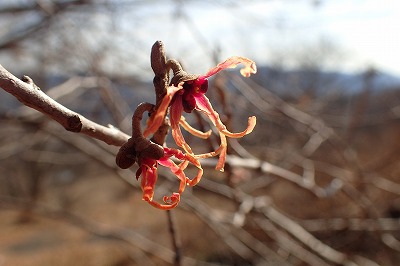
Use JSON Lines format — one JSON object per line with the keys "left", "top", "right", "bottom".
{"left": 0, "top": 64, "right": 129, "bottom": 146}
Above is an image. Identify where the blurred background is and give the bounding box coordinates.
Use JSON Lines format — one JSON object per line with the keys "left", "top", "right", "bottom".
{"left": 1, "top": 0, "right": 400, "bottom": 265}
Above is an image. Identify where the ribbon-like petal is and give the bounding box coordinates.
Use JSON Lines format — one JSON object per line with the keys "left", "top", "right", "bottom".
{"left": 194, "top": 94, "right": 256, "bottom": 138}
{"left": 143, "top": 84, "right": 182, "bottom": 138}
{"left": 203, "top": 56, "right": 257, "bottom": 79}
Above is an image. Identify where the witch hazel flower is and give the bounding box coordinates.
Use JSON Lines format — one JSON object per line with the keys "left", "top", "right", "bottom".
{"left": 118, "top": 41, "right": 257, "bottom": 210}
{"left": 136, "top": 147, "right": 202, "bottom": 210}
{"left": 144, "top": 56, "right": 257, "bottom": 175}
{"left": 117, "top": 103, "right": 202, "bottom": 210}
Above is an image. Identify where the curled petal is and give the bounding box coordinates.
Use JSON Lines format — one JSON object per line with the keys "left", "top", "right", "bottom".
{"left": 223, "top": 116, "right": 256, "bottom": 138}
{"left": 195, "top": 132, "right": 227, "bottom": 172}
{"left": 163, "top": 193, "right": 180, "bottom": 206}
{"left": 171, "top": 120, "right": 192, "bottom": 153}
{"left": 142, "top": 147, "right": 204, "bottom": 210}
{"left": 143, "top": 84, "right": 183, "bottom": 138}
{"left": 163, "top": 147, "right": 186, "bottom": 160}
{"left": 180, "top": 116, "right": 212, "bottom": 139}
{"left": 195, "top": 94, "right": 256, "bottom": 138}
{"left": 163, "top": 147, "right": 204, "bottom": 187}
{"left": 183, "top": 153, "right": 204, "bottom": 186}
{"left": 193, "top": 94, "right": 255, "bottom": 171}
{"left": 202, "top": 56, "right": 257, "bottom": 79}
{"left": 170, "top": 96, "right": 194, "bottom": 154}
{"left": 158, "top": 157, "right": 188, "bottom": 193}
{"left": 140, "top": 156, "right": 186, "bottom": 210}
{"left": 145, "top": 193, "right": 180, "bottom": 210}
{"left": 216, "top": 133, "right": 227, "bottom": 172}
{"left": 139, "top": 159, "right": 158, "bottom": 202}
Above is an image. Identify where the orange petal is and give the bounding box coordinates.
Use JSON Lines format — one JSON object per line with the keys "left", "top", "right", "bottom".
{"left": 179, "top": 116, "right": 212, "bottom": 139}
{"left": 171, "top": 124, "right": 193, "bottom": 154}
{"left": 144, "top": 193, "right": 180, "bottom": 210}
{"left": 195, "top": 94, "right": 256, "bottom": 138}
{"left": 140, "top": 160, "right": 158, "bottom": 202}
{"left": 158, "top": 157, "right": 188, "bottom": 193}
{"left": 143, "top": 84, "right": 182, "bottom": 138}
{"left": 183, "top": 154, "right": 204, "bottom": 186}
{"left": 216, "top": 133, "right": 227, "bottom": 172}
{"left": 162, "top": 147, "right": 204, "bottom": 187}
{"left": 203, "top": 56, "right": 257, "bottom": 79}
{"left": 170, "top": 96, "right": 194, "bottom": 154}
{"left": 195, "top": 132, "right": 227, "bottom": 172}
{"left": 222, "top": 116, "right": 256, "bottom": 138}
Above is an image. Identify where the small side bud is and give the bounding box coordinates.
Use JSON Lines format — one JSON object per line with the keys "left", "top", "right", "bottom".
{"left": 116, "top": 141, "right": 137, "bottom": 169}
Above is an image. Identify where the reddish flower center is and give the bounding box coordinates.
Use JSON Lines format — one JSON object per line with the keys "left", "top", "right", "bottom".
{"left": 180, "top": 78, "right": 209, "bottom": 113}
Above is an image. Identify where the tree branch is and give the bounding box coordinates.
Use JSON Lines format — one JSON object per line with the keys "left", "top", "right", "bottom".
{"left": 0, "top": 64, "right": 129, "bottom": 146}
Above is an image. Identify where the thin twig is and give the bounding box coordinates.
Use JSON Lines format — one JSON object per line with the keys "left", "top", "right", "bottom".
{"left": 0, "top": 196, "right": 218, "bottom": 266}
{"left": 167, "top": 210, "right": 182, "bottom": 266}
{"left": 0, "top": 64, "right": 129, "bottom": 146}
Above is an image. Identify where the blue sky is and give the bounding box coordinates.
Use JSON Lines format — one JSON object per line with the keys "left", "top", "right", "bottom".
{"left": 293, "top": 0, "right": 400, "bottom": 75}
{"left": 2, "top": 0, "right": 398, "bottom": 78}
{"left": 122, "top": 0, "right": 400, "bottom": 76}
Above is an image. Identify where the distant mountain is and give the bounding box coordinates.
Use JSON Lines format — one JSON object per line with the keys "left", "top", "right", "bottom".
{"left": 251, "top": 66, "right": 400, "bottom": 96}
{"left": 3, "top": 66, "right": 400, "bottom": 118}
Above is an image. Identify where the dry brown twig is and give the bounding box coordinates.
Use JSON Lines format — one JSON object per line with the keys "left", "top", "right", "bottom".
{"left": 0, "top": 65, "right": 130, "bottom": 146}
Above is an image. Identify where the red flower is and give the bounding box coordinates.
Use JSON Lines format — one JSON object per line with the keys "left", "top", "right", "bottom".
{"left": 117, "top": 102, "right": 203, "bottom": 210}
{"left": 144, "top": 56, "right": 257, "bottom": 176}
{"left": 136, "top": 147, "right": 202, "bottom": 210}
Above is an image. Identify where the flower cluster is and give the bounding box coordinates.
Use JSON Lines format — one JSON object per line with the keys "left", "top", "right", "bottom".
{"left": 117, "top": 44, "right": 257, "bottom": 210}
{"left": 135, "top": 147, "right": 202, "bottom": 210}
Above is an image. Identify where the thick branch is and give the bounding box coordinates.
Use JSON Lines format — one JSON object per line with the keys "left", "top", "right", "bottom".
{"left": 0, "top": 64, "right": 129, "bottom": 146}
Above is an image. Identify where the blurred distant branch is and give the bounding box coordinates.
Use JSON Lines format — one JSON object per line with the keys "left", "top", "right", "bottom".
{"left": 0, "top": 197, "right": 211, "bottom": 266}
{"left": 0, "top": 0, "right": 91, "bottom": 14}
{"left": 232, "top": 75, "right": 334, "bottom": 156}
{"left": 0, "top": 64, "right": 129, "bottom": 146}
{"left": 0, "top": 0, "right": 94, "bottom": 49}
{"left": 185, "top": 178, "right": 379, "bottom": 266}
{"left": 200, "top": 155, "right": 341, "bottom": 198}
